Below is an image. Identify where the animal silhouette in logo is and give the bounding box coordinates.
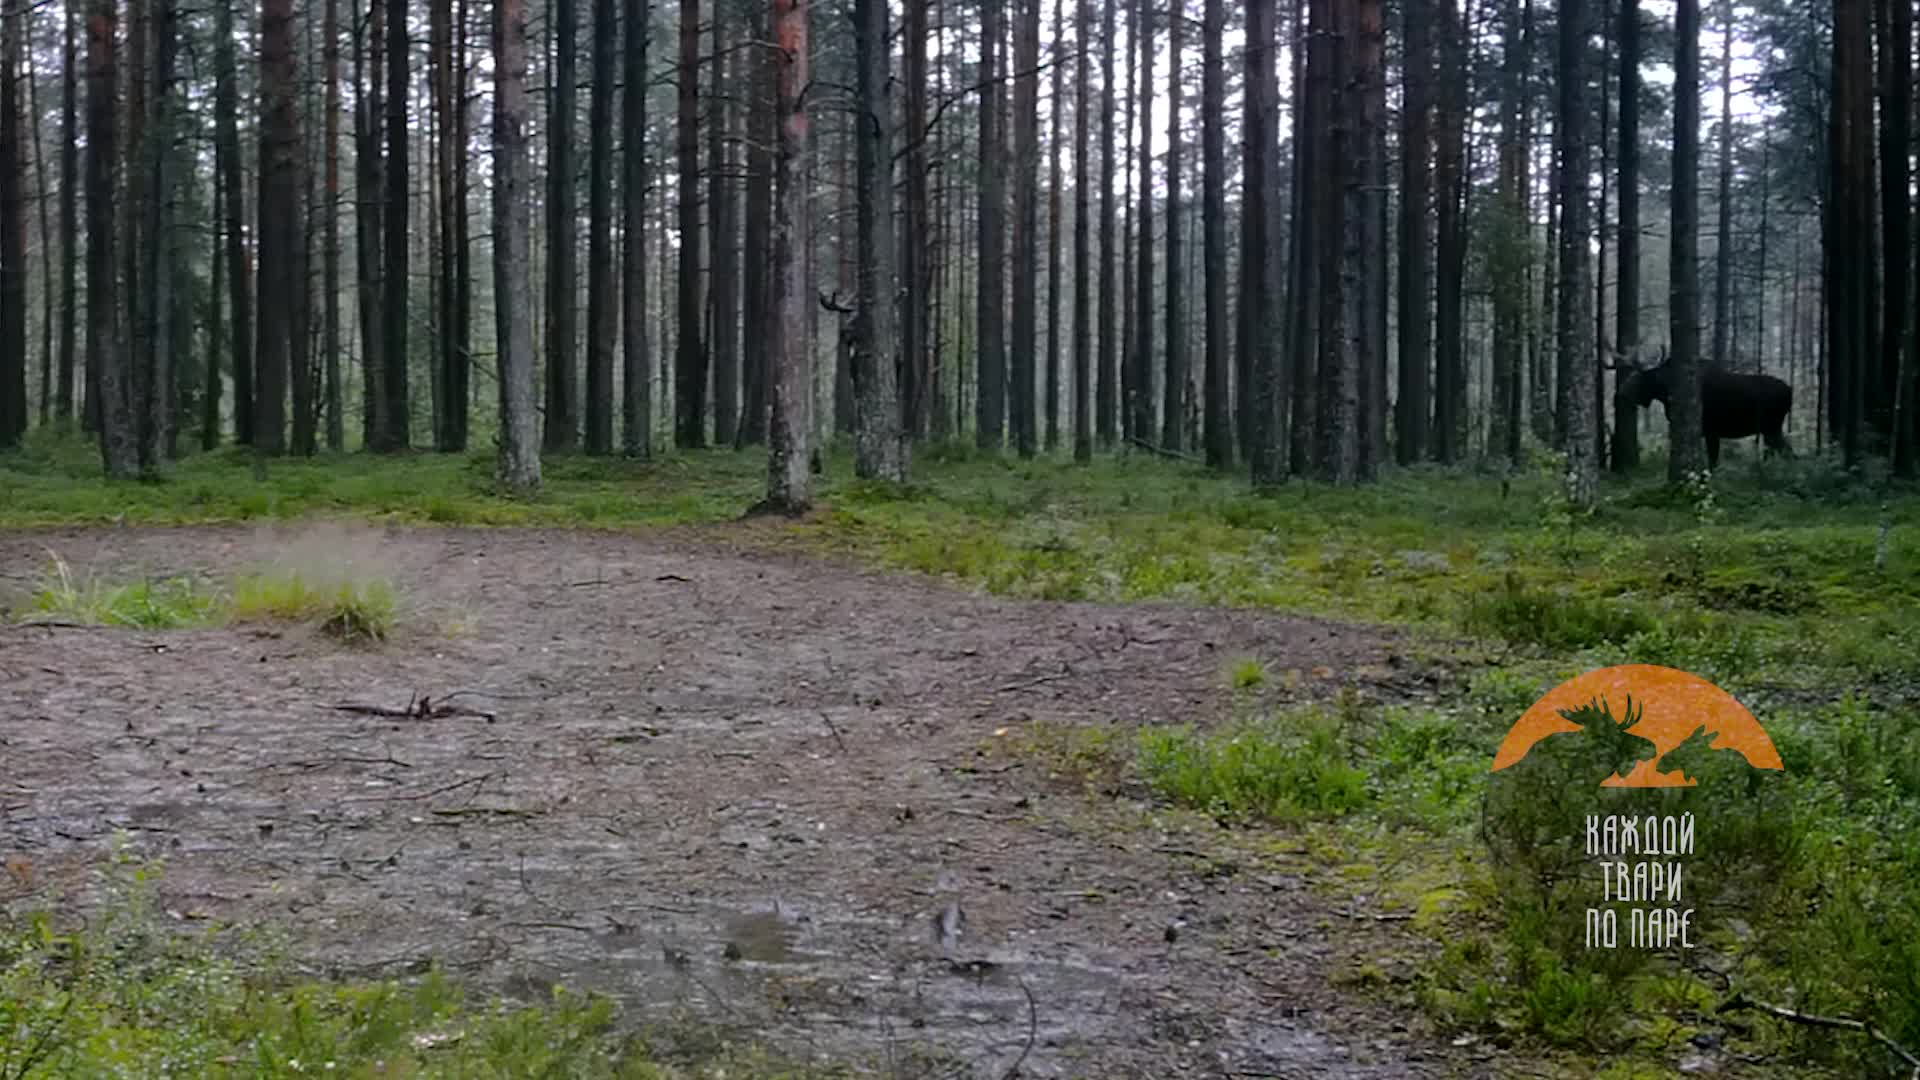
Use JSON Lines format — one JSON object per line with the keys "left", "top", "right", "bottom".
{"left": 1491, "top": 665, "right": 1783, "bottom": 787}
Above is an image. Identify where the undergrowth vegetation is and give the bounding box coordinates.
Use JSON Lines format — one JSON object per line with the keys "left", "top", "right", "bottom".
{"left": 0, "top": 852, "right": 839, "bottom": 1079}
{"left": 1023, "top": 676, "right": 1920, "bottom": 1076}
{"left": 16, "top": 552, "right": 398, "bottom": 642}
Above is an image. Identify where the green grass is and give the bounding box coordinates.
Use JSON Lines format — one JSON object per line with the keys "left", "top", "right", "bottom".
{"left": 16, "top": 556, "right": 400, "bottom": 643}
{"left": 8, "top": 430, "right": 1915, "bottom": 684}
{"left": 231, "top": 573, "right": 398, "bottom": 642}
{"left": 0, "top": 857, "right": 843, "bottom": 1079}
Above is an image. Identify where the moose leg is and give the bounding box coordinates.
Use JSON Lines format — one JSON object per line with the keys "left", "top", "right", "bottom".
{"left": 1705, "top": 436, "right": 1721, "bottom": 470}
{"left": 1764, "top": 427, "right": 1793, "bottom": 459}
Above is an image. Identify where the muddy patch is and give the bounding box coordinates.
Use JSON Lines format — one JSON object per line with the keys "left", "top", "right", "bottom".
{"left": 0, "top": 525, "right": 1499, "bottom": 1077}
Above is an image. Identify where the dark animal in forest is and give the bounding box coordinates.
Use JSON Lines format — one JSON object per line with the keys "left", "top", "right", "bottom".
{"left": 1611, "top": 347, "right": 1794, "bottom": 469}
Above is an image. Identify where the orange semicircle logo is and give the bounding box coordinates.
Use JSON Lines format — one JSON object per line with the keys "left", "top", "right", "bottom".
{"left": 1491, "top": 664, "right": 1784, "bottom": 787}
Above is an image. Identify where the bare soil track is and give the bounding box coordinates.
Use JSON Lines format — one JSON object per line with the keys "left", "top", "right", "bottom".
{"left": 1, "top": 524, "right": 1500, "bottom": 1078}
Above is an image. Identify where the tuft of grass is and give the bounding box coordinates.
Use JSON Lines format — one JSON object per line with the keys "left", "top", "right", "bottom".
{"left": 26, "top": 553, "right": 221, "bottom": 629}
{"left": 11, "top": 557, "right": 399, "bottom": 643}
{"left": 1136, "top": 708, "right": 1370, "bottom": 823}
{"left": 1227, "top": 656, "right": 1268, "bottom": 690}
{"left": 230, "top": 572, "right": 397, "bottom": 643}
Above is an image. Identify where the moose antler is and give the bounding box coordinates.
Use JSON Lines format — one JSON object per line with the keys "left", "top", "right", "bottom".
{"left": 817, "top": 290, "right": 855, "bottom": 315}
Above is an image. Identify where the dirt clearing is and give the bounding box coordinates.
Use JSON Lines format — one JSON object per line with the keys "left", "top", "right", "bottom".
{"left": 1, "top": 524, "right": 1500, "bottom": 1078}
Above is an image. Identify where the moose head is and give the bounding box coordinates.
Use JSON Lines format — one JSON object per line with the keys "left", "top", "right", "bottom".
{"left": 1609, "top": 345, "right": 1674, "bottom": 410}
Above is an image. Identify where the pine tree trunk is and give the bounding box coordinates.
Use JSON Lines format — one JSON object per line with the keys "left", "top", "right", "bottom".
{"left": 1711, "top": 1, "right": 1734, "bottom": 372}
{"left": 1130, "top": 0, "right": 1153, "bottom": 445}
{"left": 543, "top": 0, "right": 578, "bottom": 449}
{"left": 1288, "top": 0, "right": 1319, "bottom": 475}
{"left": 493, "top": 0, "right": 540, "bottom": 491}
{"left": 1431, "top": 0, "right": 1466, "bottom": 462}
{"left": 762, "top": 0, "right": 812, "bottom": 511}
{"left": 357, "top": 0, "right": 386, "bottom": 448}
{"left": 1245, "top": 0, "right": 1280, "bottom": 483}
{"left": 1612, "top": 0, "right": 1640, "bottom": 470}
{"left": 622, "top": 0, "right": 652, "bottom": 456}
{"left": 256, "top": 0, "right": 299, "bottom": 455}
{"left": 212, "top": 0, "right": 254, "bottom": 445}
{"left": 1671, "top": 0, "right": 1708, "bottom": 478}
{"left": 674, "top": 0, "right": 704, "bottom": 447}
{"left": 583, "top": 0, "right": 616, "bottom": 452}
{"left": 1397, "top": 0, "right": 1432, "bottom": 464}
{"left": 1491, "top": 0, "right": 1526, "bottom": 465}
{"left": 1874, "top": 0, "right": 1907, "bottom": 441}
{"left": 1044, "top": 0, "right": 1063, "bottom": 452}
{"left": 1160, "top": 0, "right": 1185, "bottom": 452}
{"left": 58, "top": 4, "right": 78, "bottom": 427}
{"left": 1199, "top": 0, "right": 1228, "bottom": 468}
{"left": 1558, "top": 0, "right": 1597, "bottom": 504}
{"left": 739, "top": 2, "right": 771, "bottom": 445}
{"left": 324, "top": 0, "right": 343, "bottom": 449}
{"left": 707, "top": 5, "right": 737, "bottom": 446}
{"left": 1095, "top": 0, "right": 1118, "bottom": 449}
{"left": 87, "top": 0, "right": 133, "bottom": 473}
{"left": 27, "top": 42, "right": 53, "bottom": 434}
{"left": 1010, "top": 0, "right": 1039, "bottom": 457}
{"left": 1071, "top": 0, "right": 1093, "bottom": 462}
{"left": 379, "top": 0, "right": 408, "bottom": 449}
{"left": 0, "top": 0, "right": 24, "bottom": 449}
{"left": 851, "top": 0, "right": 905, "bottom": 479}
{"left": 901, "top": 0, "right": 930, "bottom": 441}
{"left": 974, "top": 0, "right": 1005, "bottom": 449}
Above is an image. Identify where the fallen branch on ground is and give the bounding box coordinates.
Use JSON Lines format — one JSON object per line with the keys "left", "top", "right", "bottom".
{"left": 326, "top": 693, "right": 497, "bottom": 722}
{"left": 1127, "top": 436, "right": 1203, "bottom": 463}
{"left": 1718, "top": 992, "right": 1920, "bottom": 1078}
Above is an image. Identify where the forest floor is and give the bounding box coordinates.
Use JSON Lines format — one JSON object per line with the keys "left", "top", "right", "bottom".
{"left": 1, "top": 522, "right": 1505, "bottom": 1079}
{"left": 3, "top": 439, "right": 1915, "bottom": 1077}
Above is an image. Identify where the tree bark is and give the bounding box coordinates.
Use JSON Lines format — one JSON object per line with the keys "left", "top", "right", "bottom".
{"left": 543, "top": 0, "right": 579, "bottom": 450}
{"left": 1130, "top": 0, "right": 1154, "bottom": 445}
{"left": 1245, "top": 0, "right": 1280, "bottom": 483}
{"left": 493, "top": 0, "right": 539, "bottom": 492}
{"left": 1044, "top": 0, "right": 1063, "bottom": 451}
{"left": 738, "top": 4, "right": 771, "bottom": 446}
{"left": 1397, "top": 0, "right": 1432, "bottom": 465}
{"left": 212, "top": 0, "right": 253, "bottom": 445}
{"left": 1095, "top": 0, "right": 1118, "bottom": 449}
{"left": 57, "top": 3, "right": 78, "bottom": 427}
{"left": 674, "top": 0, "right": 704, "bottom": 448}
{"left": 622, "top": 0, "right": 651, "bottom": 457}
{"left": 900, "top": 0, "right": 930, "bottom": 441}
{"left": 1711, "top": 0, "right": 1733, "bottom": 372}
{"left": 322, "top": 0, "right": 343, "bottom": 449}
{"left": 1491, "top": 0, "right": 1526, "bottom": 465}
{"left": 1671, "top": 0, "right": 1708, "bottom": 479}
{"left": 707, "top": 2, "right": 737, "bottom": 446}
{"left": 0, "top": 0, "right": 23, "bottom": 449}
{"left": 1559, "top": 0, "right": 1597, "bottom": 503}
{"left": 356, "top": 0, "right": 386, "bottom": 448}
{"left": 851, "top": 0, "right": 905, "bottom": 479}
{"left": 1070, "top": 0, "right": 1094, "bottom": 461}
{"left": 582, "top": 0, "right": 616, "bottom": 452}
{"left": 974, "top": 0, "right": 1005, "bottom": 449}
{"left": 762, "top": 0, "right": 812, "bottom": 511}
{"left": 1612, "top": 0, "right": 1640, "bottom": 470}
{"left": 86, "top": 0, "right": 133, "bottom": 473}
{"left": 378, "top": 0, "right": 408, "bottom": 450}
{"left": 1160, "top": 0, "right": 1185, "bottom": 453}
{"left": 255, "top": 0, "right": 299, "bottom": 455}
{"left": 1431, "top": 0, "right": 1466, "bottom": 462}
{"left": 1011, "top": 0, "right": 1039, "bottom": 457}
{"left": 1199, "top": 0, "right": 1228, "bottom": 468}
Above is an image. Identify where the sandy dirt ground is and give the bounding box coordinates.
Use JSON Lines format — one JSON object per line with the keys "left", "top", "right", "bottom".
{"left": 0, "top": 524, "right": 1515, "bottom": 1078}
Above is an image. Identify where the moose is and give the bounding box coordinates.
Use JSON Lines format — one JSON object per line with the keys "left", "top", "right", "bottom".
{"left": 1611, "top": 347, "right": 1793, "bottom": 469}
